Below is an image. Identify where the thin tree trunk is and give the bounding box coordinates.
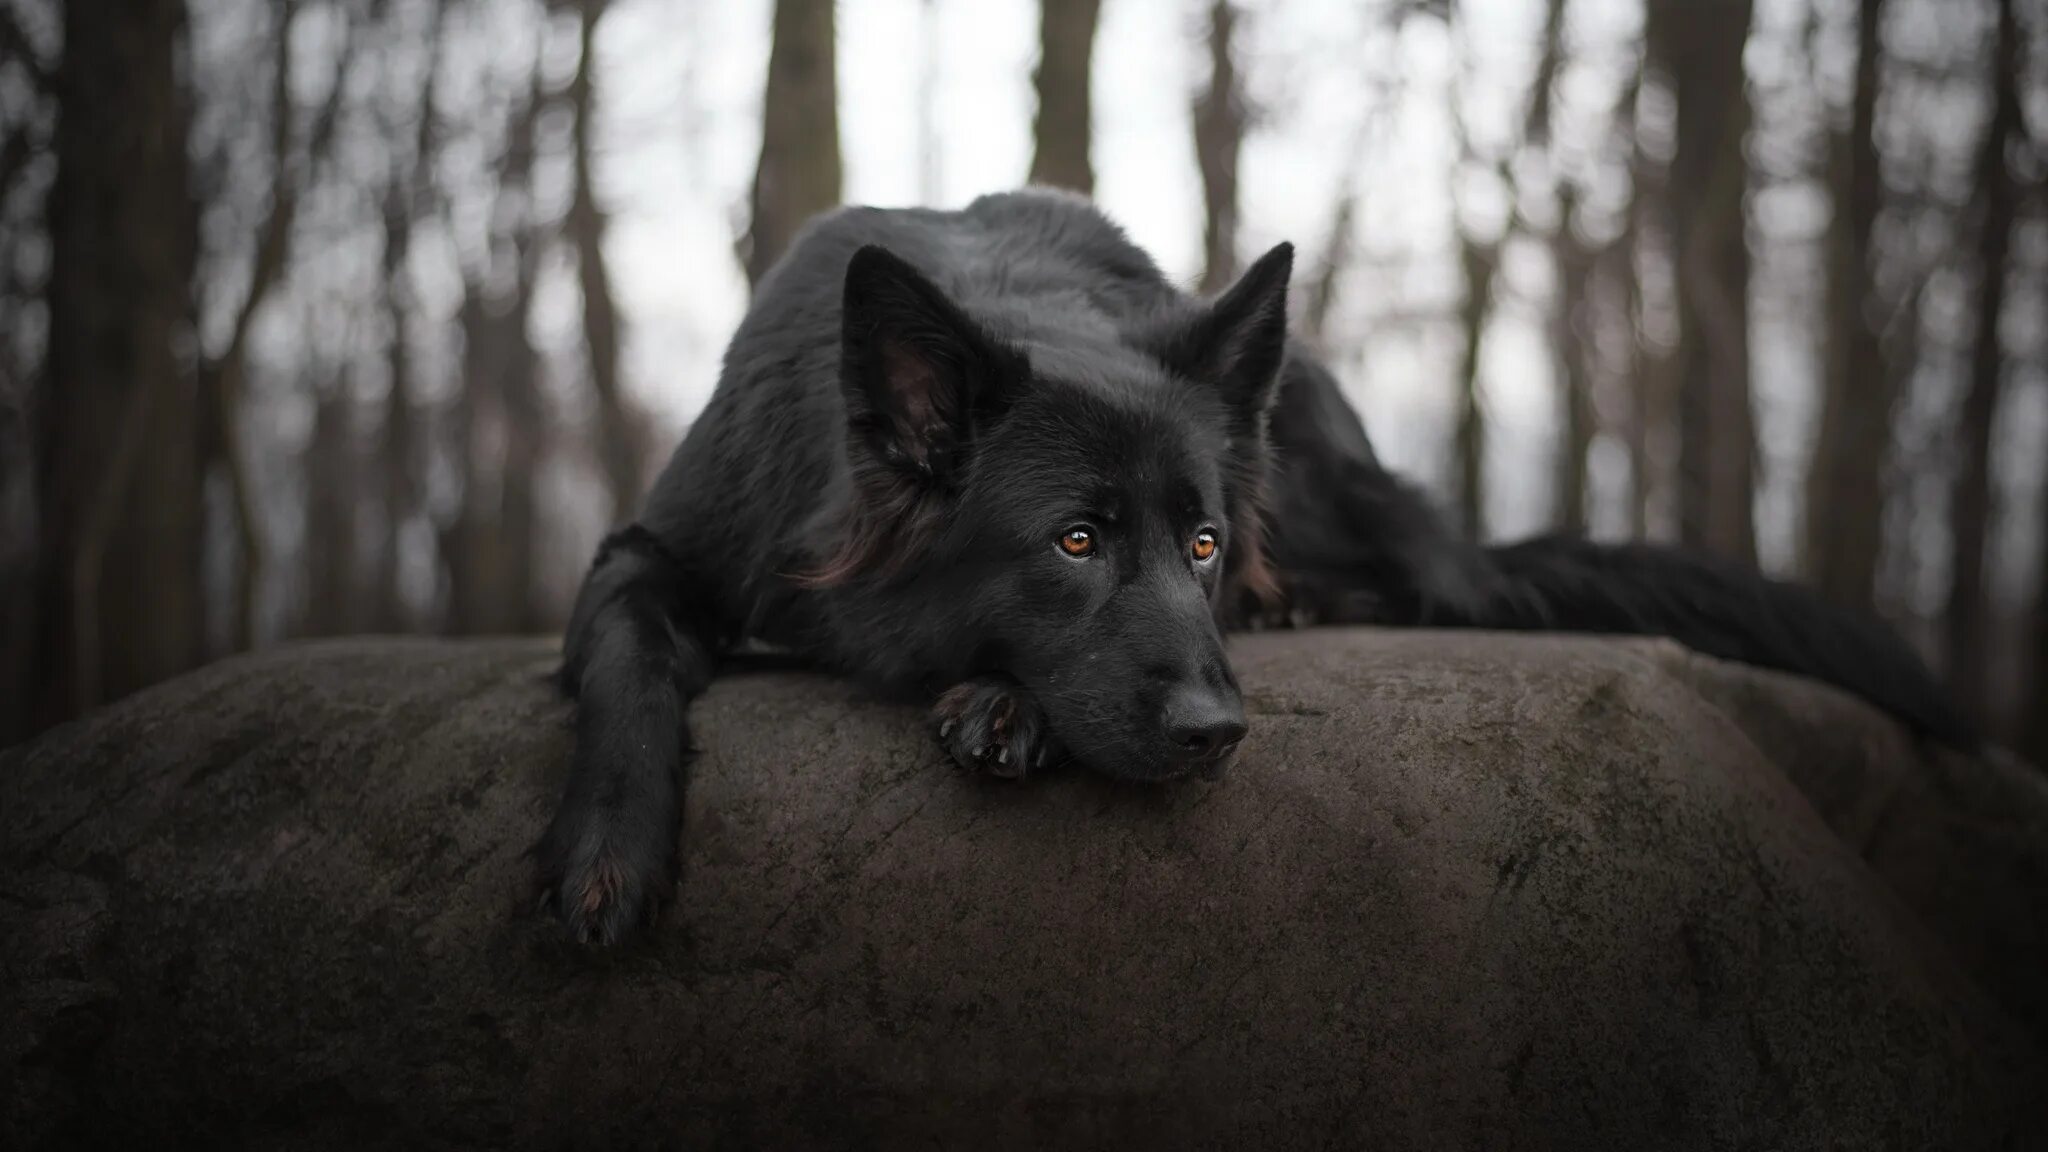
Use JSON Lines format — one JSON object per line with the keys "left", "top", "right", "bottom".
{"left": 743, "top": 0, "right": 840, "bottom": 288}
{"left": 1554, "top": 188, "right": 1595, "bottom": 535}
{"left": 301, "top": 373, "right": 359, "bottom": 637}
{"left": 1651, "top": 0, "right": 1757, "bottom": 565}
{"left": 1615, "top": 58, "right": 1658, "bottom": 542}
{"left": 374, "top": 175, "right": 418, "bottom": 634}
{"left": 35, "top": 0, "right": 201, "bottom": 727}
{"left": 1944, "top": 0, "right": 2020, "bottom": 714}
{"left": 1028, "top": 0, "right": 1100, "bottom": 195}
{"left": 367, "top": 0, "right": 445, "bottom": 634}
{"left": 569, "top": 0, "right": 640, "bottom": 524}
{"left": 1619, "top": 238, "right": 1653, "bottom": 541}
{"left": 1803, "top": 0, "right": 1889, "bottom": 612}
{"left": 1193, "top": 0, "right": 1245, "bottom": 294}
{"left": 1520, "top": 0, "right": 1595, "bottom": 534}
{"left": 441, "top": 291, "right": 492, "bottom": 637}
{"left": 1454, "top": 234, "right": 1497, "bottom": 539}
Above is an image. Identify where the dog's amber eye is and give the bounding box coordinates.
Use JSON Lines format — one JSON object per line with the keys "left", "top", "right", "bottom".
{"left": 1191, "top": 531, "right": 1218, "bottom": 563}
{"left": 1059, "top": 527, "right": 1095, "bottom": 557}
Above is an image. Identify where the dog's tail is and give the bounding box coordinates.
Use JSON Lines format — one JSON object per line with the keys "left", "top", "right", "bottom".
{"left": 1475, "top": 534, "right": 1973, "bottom": 747}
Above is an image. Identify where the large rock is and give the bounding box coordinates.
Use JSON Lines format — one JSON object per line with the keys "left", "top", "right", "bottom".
{"left": 3, "top": 631, "right": 2045, "bottom": 1150}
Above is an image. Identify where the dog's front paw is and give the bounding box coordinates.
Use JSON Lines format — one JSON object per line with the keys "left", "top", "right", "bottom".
{"left": 533, "top": 804, "right": 676, "bottom": 947}
{"left": 932, "top": 677, "right": 1054, "bottom": 779}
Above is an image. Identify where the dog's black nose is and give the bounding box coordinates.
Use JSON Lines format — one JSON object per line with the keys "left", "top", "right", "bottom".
{"left": 1163, "top": 689, "right": 1248, "bottom": 760}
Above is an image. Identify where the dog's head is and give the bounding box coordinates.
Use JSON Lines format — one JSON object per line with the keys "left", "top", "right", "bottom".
{"left": 812, "top": 241, "right": 1293, "bottom": 781}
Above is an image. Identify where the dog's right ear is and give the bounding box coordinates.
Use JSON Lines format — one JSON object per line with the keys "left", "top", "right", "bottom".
{"left": 840, "top": 245, "right": 1026, "bottom": 487}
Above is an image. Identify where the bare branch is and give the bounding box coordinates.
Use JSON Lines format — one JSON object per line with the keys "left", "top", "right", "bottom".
{"left": 1523, "top": 0, "right": 1566, "bottom": 146}
{"left": 569, "top": 0, "right": 640, "bottom": 520}
{"left": 0, "top": 4, "right": 51, "bottom": 93}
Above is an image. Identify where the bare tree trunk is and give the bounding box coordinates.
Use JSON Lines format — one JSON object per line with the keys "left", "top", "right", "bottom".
{"left": 569, "top": 0, "right": 640, "bottom": 524}
{"left": 368, "top": 0, "right": 444, "bottom": 635}
{"left": 1614, "top": 59, "right": 1660, "bottom": 542}
{"left": 743, "top": 0, "right": 840, "bottom": 288}
{"left": 301, "top": 375, "right": 360, "bottom": 638}
{"left": 1803, "top": 0, "right": 1889, "bottom": 612}
{"left": 34, "top": 0, "right": 201, "bottom": 728}
{"left": 445, "top": 286, "right": 545, "bottom": 638}
{"left": 1945, "top": 0, "right": 2020, "bottom": 715}
{"left": 1192, "top": 0, "right": 1245, "bottom": 294}
{"left": 1028, "top": 0, "right": 1100, "bottom": 195}
{"left": 1454, "top": 234, "right": 1497, "bottom": 539}
{"left": 1651, "top": 0, "right": 1757, "bottom": 565}
{"left": 374, "top": 176, "right": 419, "bottom": 634}
{"left": 1618, "top": 240, "right": 1653, "bottom": 541}
{"left": 1302, "top": 179, "right": 1358, "bottom": 346}
{"left": 1554, "top": 188, "right": 1595, "bottom": 535}
{"left": 441, "top": 293, "right": 492, "bottom": 637}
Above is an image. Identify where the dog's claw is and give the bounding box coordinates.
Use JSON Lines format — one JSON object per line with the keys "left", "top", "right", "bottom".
{"left": 931, "top": 677, "right": 1054, "bottom": 779}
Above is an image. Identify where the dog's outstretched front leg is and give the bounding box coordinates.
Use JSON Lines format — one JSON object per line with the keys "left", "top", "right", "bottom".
{"left": 537, "top": 526, "right": 718, "bottom": 946}
{"left": 932, "top": 676, "right": 1059, "bottom": 779}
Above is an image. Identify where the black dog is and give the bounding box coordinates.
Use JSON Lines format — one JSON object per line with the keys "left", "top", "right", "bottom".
{"left": 535, "top": 189, "right": 1966, "bottom": 945}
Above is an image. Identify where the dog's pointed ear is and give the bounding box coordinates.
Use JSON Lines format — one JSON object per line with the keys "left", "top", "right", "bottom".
{"left": 840, "top": 245, "right": 1026, "bottom": 485}
{"left": 1155, "top": 242, "right": 1294, "bottom": 421}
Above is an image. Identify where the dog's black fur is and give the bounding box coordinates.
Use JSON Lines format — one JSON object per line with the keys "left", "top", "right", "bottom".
{"left": 535, "top": 190, "right": 1969, "bottom": 945}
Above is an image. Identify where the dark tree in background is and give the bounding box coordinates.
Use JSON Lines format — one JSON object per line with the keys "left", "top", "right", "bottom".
{"left": 35, "top": 0, "right": 199, "bottom": 728}
{"left": 1028, "top": 0, "right": 1101, "bottom": 195}
{"left": 569, "top": 0, "right": 640, "bottom": 524}
{"left": 1650, "top": 0, "right": 1758, "bottom": 566}
{"left": 1945, "top": 0, "right": 2022, "bottom": 721}
{"left": 1446, "top": 13, "right": 1500, "bottom": 541}
{"left": 1451, "top": 223, "right": 1498, "bottom": 540}
{"left": 1551, "top": 185, "right": 1596, "bottom": 537}
{"left": 371, "top": 3, "right": 428, "bottom": 635}
{"left": 1803, "top": 0, "right": 1890, "bottom": 615}
{"left": 1192, "top": 0, "right": 1246, "bottom": 295}
{"left": 743, "top": 0, "right": 841, "bottom": 288}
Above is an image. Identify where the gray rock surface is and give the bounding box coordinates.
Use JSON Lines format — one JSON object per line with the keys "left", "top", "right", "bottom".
{"left": 4, "top": 630, "right": 2046, "bottom": 1150}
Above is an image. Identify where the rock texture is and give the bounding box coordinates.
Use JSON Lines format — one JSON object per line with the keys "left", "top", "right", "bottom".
{"left": 3, "top": 631, "right": 2046, "bottom": 1151}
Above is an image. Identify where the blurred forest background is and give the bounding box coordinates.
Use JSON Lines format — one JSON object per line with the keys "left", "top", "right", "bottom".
{"left": 0, "top": 0, "right": 2043, "bottom": 753}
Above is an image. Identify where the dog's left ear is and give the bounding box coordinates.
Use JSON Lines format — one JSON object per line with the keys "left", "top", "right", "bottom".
{"left": 841, "top": 245, "right": 1027, "bottom": 486}
{"left": 1153, "top": 242, "right": 1294, "bottom": 423}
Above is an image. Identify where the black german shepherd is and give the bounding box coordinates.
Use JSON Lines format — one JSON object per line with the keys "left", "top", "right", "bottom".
{"left": 536, "top": 189, "right": 1966, "bottom": 944}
